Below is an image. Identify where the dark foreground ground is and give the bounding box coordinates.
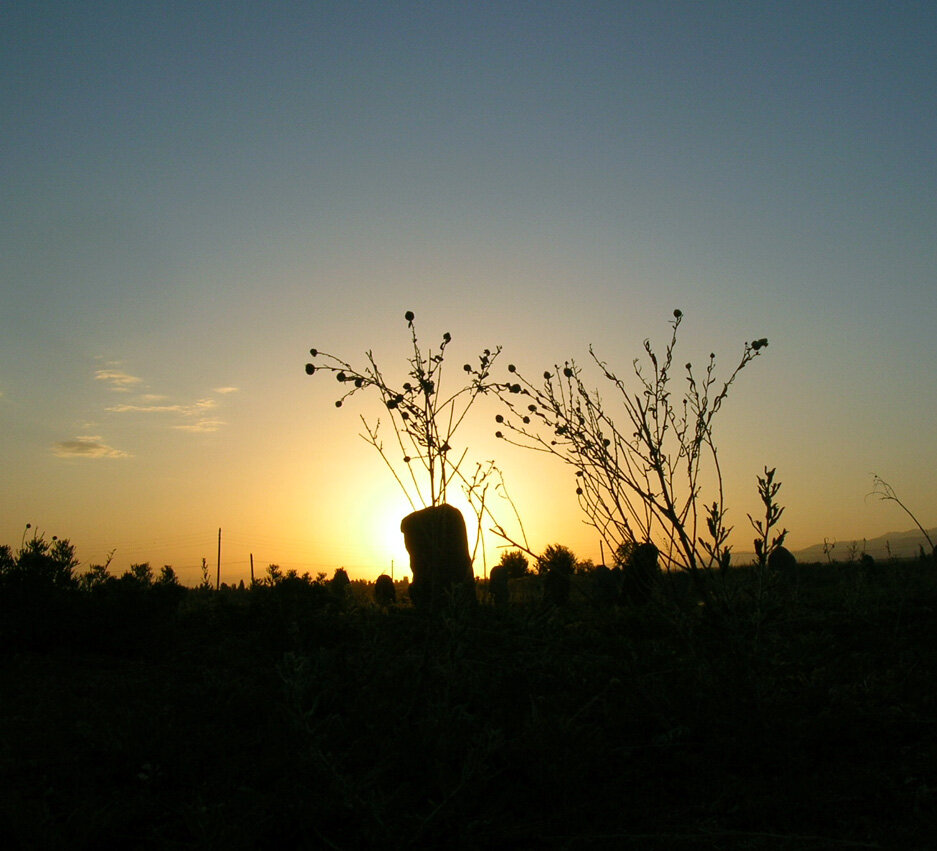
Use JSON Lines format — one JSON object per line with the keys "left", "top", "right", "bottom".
{"left": 2, "top": 561, "right": 937, "bottom": 849}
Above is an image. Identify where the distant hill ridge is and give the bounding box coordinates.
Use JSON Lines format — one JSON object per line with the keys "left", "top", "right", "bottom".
{"left": 732, "top": 526, "right": 937, "bottom": 565}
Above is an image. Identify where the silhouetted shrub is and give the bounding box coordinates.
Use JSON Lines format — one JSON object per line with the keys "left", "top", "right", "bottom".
{"left": 541, "top": 568, "right": 570, "bottom": 605}
{"left": 590, "top": 563, "right": 619, "bottom": 606}
{"left": 0, "top": 532, "right": 81, "bottom": 648}
{"left": 497, "top": 549, "right": 530, "bottom": 579}
{"left": 537, "top": 544, "right": 576, "bottom": 606}
{"left": 330, "top": 567, "right": 351, "bottom": 600}
{"left": 124, "top": 562, "right": 154, "bottom": 585}
{"left": 537, "top": 544, "right": 577, "bottom": 577}
{"left": 619, "top": 542, "right": 660, "bottom": 604}
{"left": 374, "top": 574, "right": 396, "bottom": 607}
{"left": 0, "top": 532, "right": 79, "bottom": 592}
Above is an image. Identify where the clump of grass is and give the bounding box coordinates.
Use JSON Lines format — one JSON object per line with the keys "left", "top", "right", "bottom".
{"left": 870, "top": 474, "right": 936, "bottom": 560}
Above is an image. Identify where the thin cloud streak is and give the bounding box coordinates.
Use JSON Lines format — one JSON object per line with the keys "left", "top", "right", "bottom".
{"left": 173, "top": 419, "right": 226, "bottom": 433}
{"left": 106, "top": 398, "right": 218, "bottom": 416}
{"left": 106, "top": 403, "right": 186, "bottom": 414}
{"left": 99, "top": 370, "right": 232, "bottom": 435}
{"left": 52, "top": 436, "right": 130, "bottom": 459}
{"left": 95, "top": 370, "right": 143, "bottom": 391}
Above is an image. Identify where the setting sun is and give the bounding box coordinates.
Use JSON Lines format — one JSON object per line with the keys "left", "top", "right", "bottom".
{"left": 2, "top": 1, "right": 935, "bottom": 586}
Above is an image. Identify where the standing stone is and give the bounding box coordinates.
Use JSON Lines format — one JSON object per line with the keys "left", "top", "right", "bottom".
{"left": 768, "top": 545, "right": 797, "bottom": 574}
{"left": 400, "top": 504, "right": 476, "bottom": 610}
{"left": 488, "top": 563, "right": 509, "bottom": 608}
{"left": 768, "top": 545, "right": 798, "bottom": 583}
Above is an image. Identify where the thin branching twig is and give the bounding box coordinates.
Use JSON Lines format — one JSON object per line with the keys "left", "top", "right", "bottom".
{"left": 493, "top": 310, "right": 768, "bottom": 596}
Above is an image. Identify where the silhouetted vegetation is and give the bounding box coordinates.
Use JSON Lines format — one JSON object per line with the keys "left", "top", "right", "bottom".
{"left": 496, "top": 548, "right": 530, "bottom": 579}
{"left": 3, "top": 314, "right": 931, "bottom": 846}
{"left": 4, "top": 533, "right": 937, "bottom": 848}
{"left": 305, "top": 310, "right": 503, "bottom": 512}
{"left": 306, "top": 311, "right": 520, "bottom": 611}
{"left": 494, "top": 310, "right": 769, "bottom": 600}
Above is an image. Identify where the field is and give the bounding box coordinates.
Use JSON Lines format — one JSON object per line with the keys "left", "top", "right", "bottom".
{"left": 2, "top": 558, "right": 937, "bottom": 849}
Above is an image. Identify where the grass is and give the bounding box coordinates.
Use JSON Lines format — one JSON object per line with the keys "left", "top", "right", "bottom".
{"left": 2, "top": 560, "right": 937, "bottom": 849}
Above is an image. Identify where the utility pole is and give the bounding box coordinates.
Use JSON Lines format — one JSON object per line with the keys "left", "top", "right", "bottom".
{"left": 250, "top": 552, "right": 255, "bottom": 586}
{"left": 216, "top": 527, "right": 221, "bottom": 590}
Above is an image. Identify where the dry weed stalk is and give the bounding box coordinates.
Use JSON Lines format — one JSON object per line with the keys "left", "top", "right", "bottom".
{"left": 494, "top": 310, "right": 768, "bottom": 592}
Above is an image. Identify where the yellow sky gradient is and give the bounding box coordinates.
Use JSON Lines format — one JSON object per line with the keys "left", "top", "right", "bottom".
{"left": 3, "top": 4, "right": 936, "bottom": 583}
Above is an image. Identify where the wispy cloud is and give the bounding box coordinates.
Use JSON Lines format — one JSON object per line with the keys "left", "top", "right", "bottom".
{"left": 95, "top": 369, "right": 143, "bottom": 391}
{"left": 173, "top": 419, "right": 226, "bottom": 433}
{"left": 106, "top": 398, "right": 217, "bottom": 416}
{"left": 97, "top": 368, "right": 237, "bottom": 437}
{"left": 106, "top": 403, "right": 186, "bottom": 414}
{"left": 52, "top": 436, "right": 130, "bottom": 459}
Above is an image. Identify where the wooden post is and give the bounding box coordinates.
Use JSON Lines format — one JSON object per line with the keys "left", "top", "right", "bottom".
{"left": 250, "top": 552, "right": 255, "bottom": 585}
{"left": 215, "top": 528, "right": 221, "bottom": 590}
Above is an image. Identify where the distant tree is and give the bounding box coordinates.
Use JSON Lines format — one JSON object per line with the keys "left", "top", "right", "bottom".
{"left": 1, "top": 532, "right": 79, "bottom": 591}
{"left": 613, "top": 542, "right": 635, "bottom": 569}
{"left": 575, "top": 558, "right": 595, "bottom": 575}
{"left": 497, "top": 549, "right": 529, "bottom": 579}
{"left": 265, "top": 563, "right": 283, "bottom": 586}
{"left": 0, "top": 531, "right": 80, "bottom": 650}
{"left": 80, "top": 549, "right": 115, "bottom": 590}
{"left": 125, "top": 562, "right": 154, "bottom": 586}
{"left": 156, "top": 565, "right": 179, "bottom": 586}
{"left": 81, "top": 563, "right": 112, "bottom": 590}
{"left": 537, "top": 544, "right": 577, "bottom": 577}
{"left": 538, "top": 544, "right": 576, "bottom": 606}
{"left": 374, "top": 574, "right": 396, "bottom": 607}
{"left": 331, "top": 568, "right": 351, "bottom": 597}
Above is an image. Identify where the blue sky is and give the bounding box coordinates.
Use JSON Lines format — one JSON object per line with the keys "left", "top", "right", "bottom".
{"left": 2, "top": 1, "right": 935, "bottom": 582}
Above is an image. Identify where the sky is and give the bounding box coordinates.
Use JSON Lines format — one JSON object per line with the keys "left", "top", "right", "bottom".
{"left": 2, "top": 1, "right": 935, "bottom": 584}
